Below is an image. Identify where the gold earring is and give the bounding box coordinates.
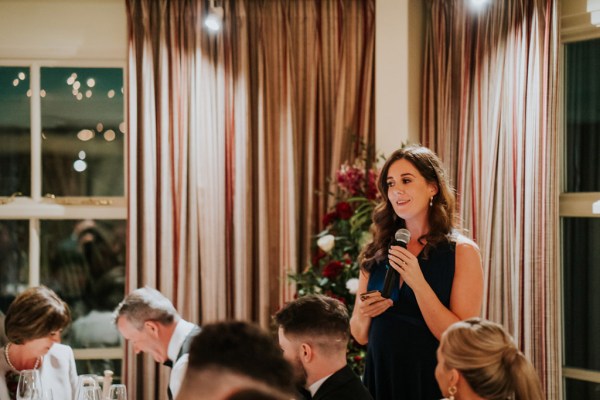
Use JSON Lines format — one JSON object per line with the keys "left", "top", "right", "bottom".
{"left": 447, "top": 385, "right": 457, "bottom": 400}
{"left": 429, "top": 196, "right": 433, "bottom": 207}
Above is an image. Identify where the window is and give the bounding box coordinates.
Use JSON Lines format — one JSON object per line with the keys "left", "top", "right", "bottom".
{"left": 0, "top": 63, "right": 126, "bottom": 379}
{"left": 562, "top": 38, "right": 600, "bottom": 399}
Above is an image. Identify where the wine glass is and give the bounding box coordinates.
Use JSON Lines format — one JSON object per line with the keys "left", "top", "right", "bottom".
{"left": 107, "top": 384, "right": 127, "bottom": 400}
{"left": 16, "top": 369, "right": 44, "bottom": 400}
{"left": 75, "top": 375, "right": 100, "bottom": 400}
{"left": 77, "top": 387, "right": 101, "bottom": 400}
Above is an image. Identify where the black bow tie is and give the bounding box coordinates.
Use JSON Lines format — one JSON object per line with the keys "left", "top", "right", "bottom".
{"left": 163, "top": 359, "right": 173, "bottom": 368}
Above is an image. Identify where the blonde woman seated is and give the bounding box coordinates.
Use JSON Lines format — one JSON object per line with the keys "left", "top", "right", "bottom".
{"left": 435, "top": 318, "right": 544, "bottom": 400}
{"left": 0, "top": 286, "right": 78, "bottom": 400}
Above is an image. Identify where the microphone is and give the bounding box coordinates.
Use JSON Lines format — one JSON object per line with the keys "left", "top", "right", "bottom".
{"left": 381, "top": 228, "right": 411, "bottom": 298}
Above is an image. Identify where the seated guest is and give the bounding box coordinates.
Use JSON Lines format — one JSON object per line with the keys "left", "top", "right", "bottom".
{"left": 274, "top": 295, "right": 373, "bottom": 400}
{"left": 114, "top": 287, "right": 200, "bottom": 400}
{"left": 176, "top": 321, "right": 295, "bottom": 400}
{"left": 0, "top": 286, "right": 78, "bottom": 399}
{"left": 435, "top": 318, "right": 544, "bottom": 400}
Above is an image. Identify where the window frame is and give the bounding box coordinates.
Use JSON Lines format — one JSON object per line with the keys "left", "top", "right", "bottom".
{"left": 0, "top": 58, "right": 127, "bottom": 365}
{"left": 559, "top": 194, "right": 600, "bottom": 385}
{"left": 560, "top": 38, "right": 600, "bottom": 394}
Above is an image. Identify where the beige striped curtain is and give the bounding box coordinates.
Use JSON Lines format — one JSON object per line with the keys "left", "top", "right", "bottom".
{"left": 422, "top": 0, "right": 560, "bottom": 397}
{"left": 125, "top": 0, "right": 374, "bottom": 397}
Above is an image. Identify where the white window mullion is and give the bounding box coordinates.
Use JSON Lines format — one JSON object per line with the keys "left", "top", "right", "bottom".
{"left": 30, "top": 63, "right": 41, "bottom": 201}
{"left": 29, "top": 218, "right": 40, "bottom": 286}
{"left": 29, "top": 64, "right": 42, "bottom": 286}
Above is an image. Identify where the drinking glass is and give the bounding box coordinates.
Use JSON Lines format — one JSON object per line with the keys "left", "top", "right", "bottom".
{"left": 75, "top": 375, "right": 100, "bottom": 400}
{"left": 107, "top": 384, "right": 127, "bottom": 400}
{"left": 16, "top": 369, "right": 43, "bottom": 400}
{"left": 77, "top": 387, "right": 101, "bottom": 400}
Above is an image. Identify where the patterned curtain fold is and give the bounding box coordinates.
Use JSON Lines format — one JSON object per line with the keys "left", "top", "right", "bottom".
{"left": 125, "top": 0, "right": 374, "bottom": 397}
{"left": 422, "top": 0, "right": 560, "bottom": 397}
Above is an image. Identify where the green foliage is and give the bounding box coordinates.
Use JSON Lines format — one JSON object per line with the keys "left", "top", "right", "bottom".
{"left": 290, "top": 158, "right": 380, "bottom": 376}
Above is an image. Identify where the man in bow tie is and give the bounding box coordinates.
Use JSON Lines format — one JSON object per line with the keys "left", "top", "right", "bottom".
{"left": 114, "top": 287, "right": 200, "bottom": 400}
{"left": 274, "top": 295, "right": 373, "bottom": 400}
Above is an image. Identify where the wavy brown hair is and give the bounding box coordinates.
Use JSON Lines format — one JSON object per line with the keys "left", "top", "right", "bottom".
{"left": 359, "top": 145, "right": 456, "bottom": 270}
{"left": 5, "top": 285, "right": 71, "bottom": 344}
{"left": 440, "top": 318, "right": 544, "bottom": 400}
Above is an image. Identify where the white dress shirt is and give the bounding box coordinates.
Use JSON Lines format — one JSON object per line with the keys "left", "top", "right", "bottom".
{"left": 166, "top": 319, "right": 197, "bottom": 399}
{"left": 308, "top": 373, "right": 334, "bottom": 397}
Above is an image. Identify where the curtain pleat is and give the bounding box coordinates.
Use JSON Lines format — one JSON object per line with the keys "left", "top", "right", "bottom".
{"left": 225, "top": 1, "right": 253, "bottom": 320}
{"left": 422, "top": 0, "right": 559, "bottom": 397}
{"left": 126, "top": 0, "right": 206, "bottom": 397}
{"left": 328, "top": 1, "right": 376, "bottom": 200}
{"left": 126, "top": 0, "right": 374, "bottom": 397}
{"left": 287, "top": 1, "right": 320, "bottom": 290}
{"left": 250, "top": 0, "right": 297, "bottom": 325}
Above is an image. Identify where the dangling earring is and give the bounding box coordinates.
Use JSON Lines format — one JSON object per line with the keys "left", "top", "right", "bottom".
{"left": 447, "top": 385, "right": 457, "bottom": 400}
{"left": 429, "top": 196, "right": 433, "bottom": 207}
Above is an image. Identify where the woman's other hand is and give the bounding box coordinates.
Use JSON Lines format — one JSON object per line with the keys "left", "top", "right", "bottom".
{"left": 357, "top": 290, "right": 393, "bottom": 318}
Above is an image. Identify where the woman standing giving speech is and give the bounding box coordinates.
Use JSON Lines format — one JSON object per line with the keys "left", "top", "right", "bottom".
{"left": 350, "top": 145, "right": 483, "bottom": 400}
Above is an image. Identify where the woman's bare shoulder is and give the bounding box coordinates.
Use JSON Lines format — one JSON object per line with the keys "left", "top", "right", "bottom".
{"left": 452, "top": 232, "right": 480, "bottom": 252}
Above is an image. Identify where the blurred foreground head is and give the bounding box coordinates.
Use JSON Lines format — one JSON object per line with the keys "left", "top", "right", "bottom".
{"left": 176, "top": 321, "right": 294, "bottom": 400}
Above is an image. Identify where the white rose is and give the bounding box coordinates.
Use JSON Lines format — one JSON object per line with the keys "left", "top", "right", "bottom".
{"left": 317, "top": 234, "right": 335, "bottom": 253}
{"left": 345, "top": 278, "right": 359, "bottom": 294}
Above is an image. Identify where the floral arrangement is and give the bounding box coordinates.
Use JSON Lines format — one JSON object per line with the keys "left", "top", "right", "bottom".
{"left": 290, "top": 155, "right": 380, "bottom": 376}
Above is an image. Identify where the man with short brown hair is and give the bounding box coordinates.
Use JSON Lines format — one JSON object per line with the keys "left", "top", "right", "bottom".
{"left": 274, "top": 295, "right": 373, "bottom": 400}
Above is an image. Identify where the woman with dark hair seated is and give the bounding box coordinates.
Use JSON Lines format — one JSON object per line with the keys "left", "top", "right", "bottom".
{"left": 435, "top": 318, "right": 544, "bottom": 400}
{"left": 0, "top": 286, "right": 78, "bottom": 400}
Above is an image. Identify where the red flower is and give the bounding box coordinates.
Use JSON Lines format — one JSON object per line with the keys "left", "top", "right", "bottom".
{"left": 337, "top": 166, "right": 365, "bottom": 196}
{"left": 366, "top": 169, "right": 379, "bottom": 200}
{"left": 322, "top": 211, "right": 338, "bottom": 226}
{"left": 335, "top": 201, "right": 353, "bottom": 220}
{"left": 336, "top": 162, "right": 380, "bottom": 200}
{"left": 322, "top": 260, "right": 344, "bottom": 279}
{"left": 353, "top": 355, "right": 363, "bottom": 362}
{"left": 311, "top": 249, "right": 326, "bottom": 267}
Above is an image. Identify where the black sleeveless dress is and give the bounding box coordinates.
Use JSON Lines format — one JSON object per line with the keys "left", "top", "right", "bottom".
{"left": 363, "top": 241, "right": 455, "bottom": 400}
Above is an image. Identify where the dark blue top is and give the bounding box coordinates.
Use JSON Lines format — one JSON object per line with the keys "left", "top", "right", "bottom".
{"left": 363, "top": 240, "right": 455, "bottom": 400}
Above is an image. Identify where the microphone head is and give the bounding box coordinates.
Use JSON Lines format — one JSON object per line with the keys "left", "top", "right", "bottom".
{"left": 395, "top": 228, "right": 411, "bottom": 245}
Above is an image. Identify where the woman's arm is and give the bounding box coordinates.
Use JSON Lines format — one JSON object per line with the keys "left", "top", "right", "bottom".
{"left": 390, "top": 237, "right": 483, "bottom": 340}
{"left": 350, "top": 271, "right": 372, "bottom": 345}
{"left": 350, "top": 270, "right": 393, "bottom": 345}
